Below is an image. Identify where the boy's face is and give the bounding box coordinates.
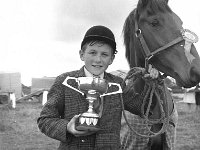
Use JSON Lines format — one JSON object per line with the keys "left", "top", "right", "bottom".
{"left": 79, "top": 42, "right": 115, "bottom": 76}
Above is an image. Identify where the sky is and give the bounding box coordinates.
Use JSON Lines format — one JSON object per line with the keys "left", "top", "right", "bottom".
{"left": 0, "top": 0, "right": 199, "bottom": 86}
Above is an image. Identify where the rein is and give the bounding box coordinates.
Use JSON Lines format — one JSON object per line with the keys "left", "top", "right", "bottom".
{"left": 134, "top": 10, "right": 184, "bottom": 71}
{"left": 134, "top": 10, "right": 198, "bottom": 71}
{"left": 121, "top": 67, "right": 170, "bottom": 137}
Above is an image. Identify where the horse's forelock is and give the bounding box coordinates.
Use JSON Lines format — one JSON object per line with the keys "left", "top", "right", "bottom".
{"left": 137, "top": 0, "right": 171, "bottom": 14}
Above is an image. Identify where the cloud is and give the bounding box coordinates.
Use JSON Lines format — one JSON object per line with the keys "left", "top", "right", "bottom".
{"left": 54, "top": 0, "right": 136, "bottom": 42}
{"left": 0, "top": 0, "right": 199, "bottom": 86}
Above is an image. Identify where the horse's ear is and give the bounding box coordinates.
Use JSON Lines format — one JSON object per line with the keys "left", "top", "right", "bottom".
{"left": 138, "top": 0, "right": 169, "bottom": 8}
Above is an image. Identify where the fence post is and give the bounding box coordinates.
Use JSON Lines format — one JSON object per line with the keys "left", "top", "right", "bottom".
{"left": 10, "top": 92, "right": 16, "bottom": 108}
{"left": 42, "top": 91, "right": 48, "bottom": 105}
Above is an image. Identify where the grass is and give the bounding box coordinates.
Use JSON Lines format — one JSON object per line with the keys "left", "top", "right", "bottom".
{"left": 175, "top": 103, "right": 200, "bottom": 150}
{"left": 0, "top": 100, "right": 200, "bottom": 150}
{"left": 0, "top": 102, "right": 59, "bottom": 150}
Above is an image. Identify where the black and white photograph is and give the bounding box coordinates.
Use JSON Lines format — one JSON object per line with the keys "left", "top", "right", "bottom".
{"left": 0, "top": 0, "right": 200, "bottom": 149}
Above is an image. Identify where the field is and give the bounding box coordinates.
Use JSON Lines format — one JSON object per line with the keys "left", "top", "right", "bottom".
{"left": 0, "top": 100, "right": 200, "bottom": 150}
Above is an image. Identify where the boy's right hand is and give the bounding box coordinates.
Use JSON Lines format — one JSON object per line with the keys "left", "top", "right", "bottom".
{"left": 67, "top": 114, "right": 95, "bottom": 137}
{"left": 143, "top": 64, "right": 159, "bottom": 79}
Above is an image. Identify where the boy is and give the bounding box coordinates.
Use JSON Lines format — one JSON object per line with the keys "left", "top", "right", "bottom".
{"left": 37, "top": 25, "right": 158, "bottom": 150}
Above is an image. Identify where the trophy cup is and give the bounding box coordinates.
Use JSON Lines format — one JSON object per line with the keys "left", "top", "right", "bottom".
{"left": 62, "top": 76, "right": 122, "bottom": 131}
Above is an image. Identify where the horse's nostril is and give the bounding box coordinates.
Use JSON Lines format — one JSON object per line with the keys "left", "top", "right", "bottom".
{"left": 190, "top": 66, "right": 200, "bottom": 85}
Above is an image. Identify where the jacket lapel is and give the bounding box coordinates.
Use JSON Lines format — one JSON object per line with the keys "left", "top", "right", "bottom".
{"left": 76, "top": 66, "right": 85, "bottom": 78}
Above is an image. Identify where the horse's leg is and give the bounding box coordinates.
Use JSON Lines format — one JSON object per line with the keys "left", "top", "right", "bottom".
{"left": 149, "top": 124, "right": 164, "bottom": 150}
{"left": 149, "top": 89, "right": 175, "bottom": 150}
{"left": 150, "top": 135, "right": 163, "bottom": 150}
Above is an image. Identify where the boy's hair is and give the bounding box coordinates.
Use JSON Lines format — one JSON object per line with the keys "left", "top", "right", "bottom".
{"left": 81, "top": 40, "right": 116, "bottom": 55}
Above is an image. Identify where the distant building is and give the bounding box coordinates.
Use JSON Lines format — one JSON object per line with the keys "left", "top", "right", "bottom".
{"left": 182, "top": 85, "right": 200, "bottom": 105}
{"left": 31, "top": 77, "right": 55, "bottom": 92}
{"left": 0, "top": 72, "right": 21, "bottom": 99}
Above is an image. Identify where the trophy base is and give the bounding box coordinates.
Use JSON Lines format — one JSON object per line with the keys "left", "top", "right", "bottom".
{"left": 76, "top": 124, "right": 101, "bottom": 132}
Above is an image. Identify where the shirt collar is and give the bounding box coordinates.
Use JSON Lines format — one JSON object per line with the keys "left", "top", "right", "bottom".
{"left": 84, "top": 67, "right": 104, "bottom": 79}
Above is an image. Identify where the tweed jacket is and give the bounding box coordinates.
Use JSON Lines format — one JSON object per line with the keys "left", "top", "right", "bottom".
{"left": 37, "top": 66, "right": 136, "bottom": 150}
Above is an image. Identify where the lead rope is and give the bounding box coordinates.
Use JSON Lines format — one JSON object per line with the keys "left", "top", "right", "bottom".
{"left": 120, "top": 67, "right": 170, "bottom": 137}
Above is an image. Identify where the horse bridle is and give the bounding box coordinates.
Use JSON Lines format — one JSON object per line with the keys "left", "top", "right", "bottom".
{"left": 134, "top": 11, "right": 199, "bottom": 71}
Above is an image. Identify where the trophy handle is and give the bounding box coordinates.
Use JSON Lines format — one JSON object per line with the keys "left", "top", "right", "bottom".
{"left": 100, "top": 83, "right": 122, "bottom": 97}
{"left": 62, "top": 76, "right": 85, "bottom": 95}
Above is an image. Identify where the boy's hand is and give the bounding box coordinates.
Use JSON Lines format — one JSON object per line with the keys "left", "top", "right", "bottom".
{"left": 143, "top": 64, "right": 159, "bottom": 79}
{"left": 67, "top": 115, "right": 96, "bottom": 137}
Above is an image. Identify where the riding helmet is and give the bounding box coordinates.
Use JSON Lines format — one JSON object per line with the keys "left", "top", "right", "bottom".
{"left": 81, "top": 25, "right": 117, "bottom": 54}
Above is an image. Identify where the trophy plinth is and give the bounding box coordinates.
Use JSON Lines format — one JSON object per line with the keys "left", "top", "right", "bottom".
{"left": 76, "top": 90, "right": 101, "bottom": 131}
{"left": 63, "top": 76, "right": 122, "bottom": 132}
{"left": 76, "top": 111, "right": 100, "bottom": 131}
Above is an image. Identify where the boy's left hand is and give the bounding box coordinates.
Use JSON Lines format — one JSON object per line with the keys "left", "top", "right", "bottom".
{"left": 143, "top": 64, "right": 159, "bottom": 79}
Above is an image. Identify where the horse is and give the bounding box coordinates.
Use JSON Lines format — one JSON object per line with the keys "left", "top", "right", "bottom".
{"left": 120, "top": 0, "right": 200, "bottom": 149}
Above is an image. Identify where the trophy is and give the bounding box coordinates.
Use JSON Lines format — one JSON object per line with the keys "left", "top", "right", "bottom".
{"left": 62, "top": 76, "right": 122, "bottom": 132}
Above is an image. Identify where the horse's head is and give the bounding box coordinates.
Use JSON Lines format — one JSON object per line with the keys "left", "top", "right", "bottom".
{"left": 123, "top": 0, "right": 200, "bottom": 88}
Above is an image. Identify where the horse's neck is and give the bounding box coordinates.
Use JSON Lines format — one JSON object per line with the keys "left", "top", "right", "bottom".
{"left": 134, "top": 77, "right": 174, "bottom": 119}
{"left": 128, "top": 36, "right": 145, "bottom": 68}
{"left": 133, "top": 78, "right": 146, "bottom": 94}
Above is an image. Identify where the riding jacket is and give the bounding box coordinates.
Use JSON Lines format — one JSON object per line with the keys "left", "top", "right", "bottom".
{"left": 37, "top": 66, "right": 137, "bottom": 150}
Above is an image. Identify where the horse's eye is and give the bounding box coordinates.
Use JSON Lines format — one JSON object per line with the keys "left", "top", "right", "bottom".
{"left": 151, "top": 19, "right": 159, "bottom": 27}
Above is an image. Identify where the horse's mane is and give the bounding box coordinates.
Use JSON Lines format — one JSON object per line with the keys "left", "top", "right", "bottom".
{"left": 123, "top": 0, "right": 172, "bottom": 68}
{"left": 123, "top": 9, "right": 137, "bottom": 68}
